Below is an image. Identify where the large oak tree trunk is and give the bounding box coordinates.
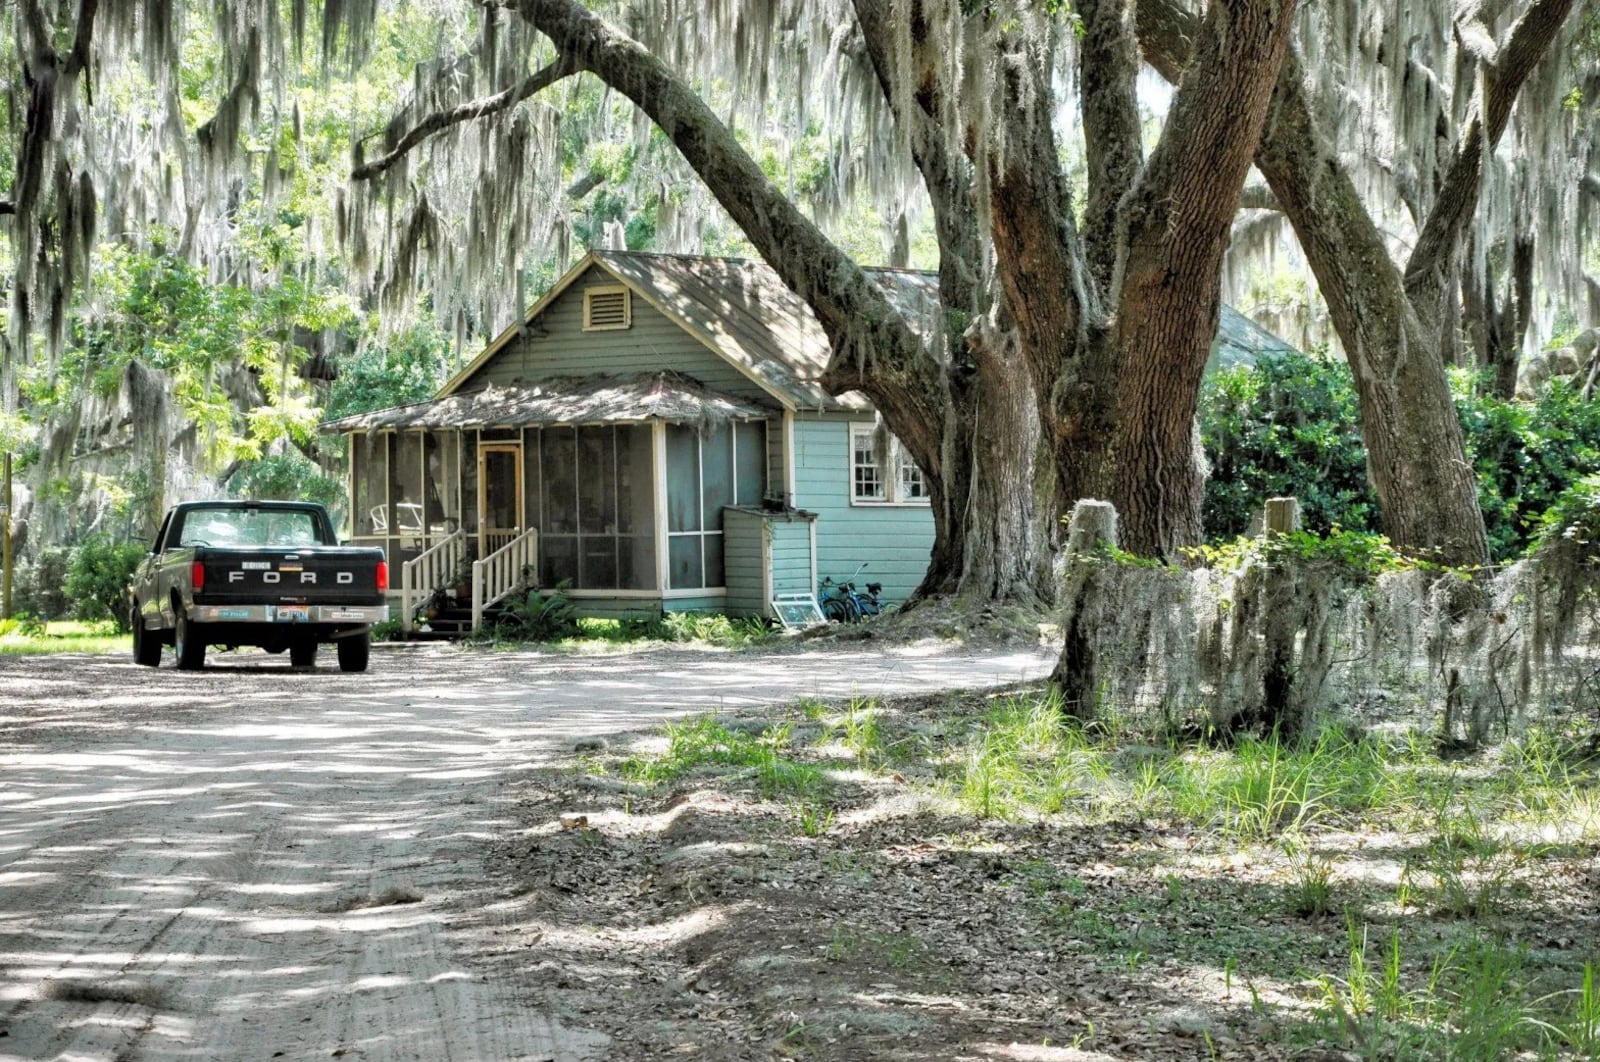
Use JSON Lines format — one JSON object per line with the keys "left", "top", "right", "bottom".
{"left": 1137, "top": 3, "right": 1493, "bottom": 567}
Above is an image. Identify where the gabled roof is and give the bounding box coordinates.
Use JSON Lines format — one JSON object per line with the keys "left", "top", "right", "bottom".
{"left": 435, "top": 249, "right": 1299, "bottom": 412}
{"left": 440, "top": 250, "right": 943, "bottom": 412}
{"left": 319, "top": 371, "right": 769, "bottom": 433}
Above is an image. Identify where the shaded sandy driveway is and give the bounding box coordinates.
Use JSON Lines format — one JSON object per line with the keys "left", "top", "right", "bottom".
{"left": 0, "top": 640, "right": 1053, "bottom": 1061}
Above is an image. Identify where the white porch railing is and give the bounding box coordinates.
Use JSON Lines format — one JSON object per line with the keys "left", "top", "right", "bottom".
{"left": 471, "top": 527, "right": 540, "bottom": 632}
{"left": 401, "top": 529, "right": 466, "bottom": 633}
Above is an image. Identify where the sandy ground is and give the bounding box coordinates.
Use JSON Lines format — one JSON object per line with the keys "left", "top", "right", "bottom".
{"left": 0, "top": 640, "right": 1052, "bottom": 1061}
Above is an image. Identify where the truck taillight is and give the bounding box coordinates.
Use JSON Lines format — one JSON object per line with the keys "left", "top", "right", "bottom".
{"left": 376, "top": 560, "right": 389, "bottom": 592}
{"left": 192, "top": 560, "right": 205, "bottom": 591}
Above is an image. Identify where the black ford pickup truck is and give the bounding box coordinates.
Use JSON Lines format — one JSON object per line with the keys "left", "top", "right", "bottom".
{"left": 129, "top": 500, "right": 389, "bottom": 671}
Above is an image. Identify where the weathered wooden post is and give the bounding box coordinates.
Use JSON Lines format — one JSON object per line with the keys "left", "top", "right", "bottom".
{"left": 1053, "top": 500, "right": 1118, "bottom": 720}
{"left": 1261, "top": 496, "right": 1301, "bottom": 735}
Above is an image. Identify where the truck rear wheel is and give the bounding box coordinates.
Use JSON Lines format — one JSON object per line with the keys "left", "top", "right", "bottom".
{"left": 132, "top": 604, "right": 161, "bottom": 667}
{"left": 175, "top": 610, "right": 208, "bottom": 671}
{"left": 337, "top": 632, "right": 370, "bottom": 673}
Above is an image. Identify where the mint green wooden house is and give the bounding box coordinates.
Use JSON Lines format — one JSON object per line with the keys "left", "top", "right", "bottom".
{"left": 322, "top": 250, "right": 940, "bottom": 630}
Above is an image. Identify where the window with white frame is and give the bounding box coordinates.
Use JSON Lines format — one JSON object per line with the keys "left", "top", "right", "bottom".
{"left": 850, "top": 423, "right": 930, "bottom": 505}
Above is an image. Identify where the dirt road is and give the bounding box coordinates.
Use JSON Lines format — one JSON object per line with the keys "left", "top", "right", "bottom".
{"left": 0, "top": 640, "right": 1052, "bottom": 1061}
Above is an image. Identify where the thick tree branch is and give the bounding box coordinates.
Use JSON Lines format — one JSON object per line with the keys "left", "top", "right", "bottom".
{"left": 988, "top": 38, "right": 1092, "bottom": 401}
{"left": 1404, "top": 0, "right": 1577, "bottom": 302}
{"left": 1079, "top": 0, "right": 1144, "bottom": 296}
{"left": 511, "top": 0, "right": 939, "bottom": 433}
{"left": 351, "top": 56, "right": 578, "bottom": 181}
{"left": 1119, "top": 0, "right": 1294, "bottom": 353}
{"left": 850, "top": 0, "right": 983, "bottom": 322}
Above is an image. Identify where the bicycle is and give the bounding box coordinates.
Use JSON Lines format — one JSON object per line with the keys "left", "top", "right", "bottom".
{"left": 819, "top": 564, "right": 883, "bottom": 623}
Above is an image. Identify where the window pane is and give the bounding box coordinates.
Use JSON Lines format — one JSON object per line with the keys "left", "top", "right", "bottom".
{"left": 541, "top": 535, "right": 577, "bottom": 587}
{"left": 666, "top": 425, "right": 701, "bottom": 532}
{"left": 619, "top": 535, "right": 656, "bottom": 590}
{"left": 543, "top": 429, "right": 577, "bottom": 534}
{"left": 734, "top": 420, "right": 767, "bottom": 506}
{"left": 896, "top": 446, "right": 928, "bottom": 501}
{"left": 579, "top": 536, "right": 618, "bottom": 589}
{"left": 668, "top": 535, "right": 703, "bottom": 589}
{"left": 617, "top": 426, "right": 654, "bottom": 535}
{"left": 701, "top": 423, "right": 732, "bottom": 531}
{"left": 703, "top": 532, "right": 724, "bottom": 588}
{"left": 852, "top": 427, "right": 885, "bottom": 501}
{"left": 578, "top": 427, "right": 618, "bottom": 533}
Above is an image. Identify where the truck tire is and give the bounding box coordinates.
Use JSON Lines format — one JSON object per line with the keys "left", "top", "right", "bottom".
{"left": 175, "top": 610, "right": 208, "bottom": 671}
{"left": 290, "top": 641, "right": 317, "bottom": 668}
{"left": 132, "top": 604, "right": 161, "bottom": 667}
{"left": 337, "top": 632, "right": 370, "bottom": 673}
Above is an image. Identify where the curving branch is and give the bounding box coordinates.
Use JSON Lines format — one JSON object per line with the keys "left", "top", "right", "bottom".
{"left": 351, "top": 56, "right": 578, "bottom": 181}
{"left": 511, "top": 0, "right": 940, "bottom": 437}
{"left": 849, "top": 0, "right": 983, "bottom": 321}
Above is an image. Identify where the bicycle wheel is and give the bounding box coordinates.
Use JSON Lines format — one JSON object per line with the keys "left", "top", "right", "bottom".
{"left": 822, "top": 597, "right": 850, "bottom": 623}
{"left": 842, "top": 596, "right": 864, "bottom": 623}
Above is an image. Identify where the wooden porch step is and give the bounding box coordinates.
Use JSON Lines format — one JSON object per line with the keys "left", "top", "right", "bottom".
{"left": 405, "top": 602, "right": 515, "bottom": 640}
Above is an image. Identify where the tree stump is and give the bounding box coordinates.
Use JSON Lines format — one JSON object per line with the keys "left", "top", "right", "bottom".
{"left": 1261, "top": 497, "right": 1302, "bottom": 735}
{"left": 1053, "top": 500, "right": 1119, "bottom": 720}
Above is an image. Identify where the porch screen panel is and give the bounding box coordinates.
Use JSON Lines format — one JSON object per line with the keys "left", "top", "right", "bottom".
{"left": 544, "top": 429, "right": 578, "bottom": 534}
{"left": 578, "top": 427, "right": 618, "bottom": 534}
{"left": 522, "top": 429, "right": 542, "bottom": 531}
{"left": 393, "top": 433, "right": 424, "bottom": 536}
{"left": 424, "top": 433, "right": 461, "bottom": 532}
{"left": 617, "top": 426, "right": 656, "bottom": 589}
{"left": 536, "top": 424, "right": 655, "bottom": 591}
{"left": 668, "top": 536, "right": 703, "bottom": 590}
{"left": 460, "top": 431, "right": 479, "bottom": 536}
{"left": 735, "top": 421, "right": 767, "bottom": 506}
{"left": 352, "top": 433, "right": 387, "bottom": 537}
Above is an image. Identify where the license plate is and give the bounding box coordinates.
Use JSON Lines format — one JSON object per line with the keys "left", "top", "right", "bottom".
{"left": 274, "top": 606, "right": 309, "bottom": 623}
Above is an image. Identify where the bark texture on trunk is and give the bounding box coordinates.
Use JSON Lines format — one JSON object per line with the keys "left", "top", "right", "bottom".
{"left": 1138, "top": 0, "right": 1497, "bottom": 567}
{"left": 1100, "top": 0, "right": 1298, "bottom": 557}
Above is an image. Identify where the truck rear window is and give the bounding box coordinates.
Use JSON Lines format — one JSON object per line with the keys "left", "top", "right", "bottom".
{"left": 177, "top": 509, "right": 320, "bottom": 548}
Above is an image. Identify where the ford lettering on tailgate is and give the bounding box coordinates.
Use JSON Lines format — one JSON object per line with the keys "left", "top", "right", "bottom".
{"left": 228, "top": 570, "right": 359, "bottom": 584}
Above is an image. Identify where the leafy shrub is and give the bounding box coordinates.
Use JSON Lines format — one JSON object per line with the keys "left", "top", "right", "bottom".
{"left": 485, "top": 583, "right": 580, "bottom": 642}
{"left": 64, "top": 538, "right": 145, "bottom": 630}
{"left": 228, "top": 452, "right": 344, "bottom": 512}
{"left": 1200, "top": 350, "right": 1378, "bottom": 539}
{"left": 15, "top": 548, "right": 72, "bottom": 620}
{"left": 659, "top": 611, "right": 771, "bottom": 646}
{"left": 1200, "top": 354, "right": 1600, "bottom": 560}
{"left": 1456, "top": 380, "right": 1600, "bottom": 559}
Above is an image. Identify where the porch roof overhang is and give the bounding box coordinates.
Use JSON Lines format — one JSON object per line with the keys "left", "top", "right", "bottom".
{"left": 319, "top": 371, "right": 775, "bottom": 434}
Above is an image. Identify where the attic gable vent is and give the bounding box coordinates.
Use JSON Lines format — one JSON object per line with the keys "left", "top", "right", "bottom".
{"left": 583, "top": 285, "right": 631, "bottom": 331}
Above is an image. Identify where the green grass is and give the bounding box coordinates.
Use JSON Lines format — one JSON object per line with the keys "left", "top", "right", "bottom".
{"left": 583, "top": 688, "right": 1600, "bottom": 1057}
{"left": 621, "top": 716, "right": 829, "bottom": 800}
{"left": 0, "top": 619, "right": 129, "bottom": 655}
